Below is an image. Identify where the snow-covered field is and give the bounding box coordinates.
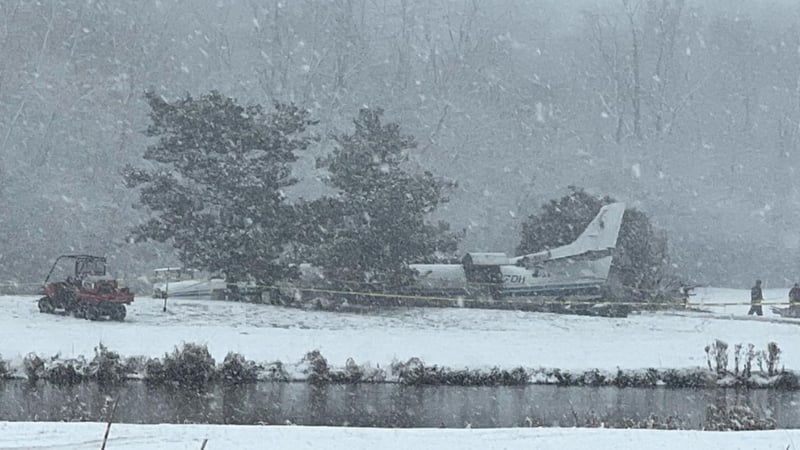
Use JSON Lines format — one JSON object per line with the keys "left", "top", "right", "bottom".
{"left": 0, "top": 287, "right": 798, "bottom": 375}
{"left": 2, "top": 421, "right": 800, "bottom": 450}
{"left": 2, "top": 287, "right": 800, "bottom": 448}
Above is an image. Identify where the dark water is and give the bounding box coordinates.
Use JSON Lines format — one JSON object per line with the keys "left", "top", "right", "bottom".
{"left": 1, "top": 380, "right": 798, "bottom": 429}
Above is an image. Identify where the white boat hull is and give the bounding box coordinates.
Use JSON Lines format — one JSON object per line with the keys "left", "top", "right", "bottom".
{"left": 153, "top": 279, "right": 227, "bottom": 299}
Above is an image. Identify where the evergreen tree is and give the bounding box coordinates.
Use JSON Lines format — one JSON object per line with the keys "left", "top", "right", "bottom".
{"left": 517, "top": 187, "right": 680, "bottom": 301}
{"left": 124, "top": 91, "right": 315, "bottom": 285}
{"left": 304, "top": 108, "right": 459, "bottom": 291}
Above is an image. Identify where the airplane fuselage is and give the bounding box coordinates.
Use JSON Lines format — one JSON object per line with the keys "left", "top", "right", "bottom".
{"left": 287, "top": 202, "right": 626, "bottom": 309}
{"left": 409, "top": 256, "right": 612, "bottom": 302}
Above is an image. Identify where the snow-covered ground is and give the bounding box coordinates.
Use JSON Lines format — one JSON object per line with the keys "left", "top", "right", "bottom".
{"left": 2, "top": 421, "right": 800, "bottom": 450}
{"left": 3, "top": 287, "right": 800, "bottom": 448}
{"left": 0, "top": 287, "right": 798, "bottom": 375}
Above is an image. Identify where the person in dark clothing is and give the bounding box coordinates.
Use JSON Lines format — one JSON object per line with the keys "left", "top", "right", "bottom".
{"left": 748, "top": 279, "right": 763, "bottom": 316}
{"left": 789, "top": 283, "right": 800, "bottom": 313}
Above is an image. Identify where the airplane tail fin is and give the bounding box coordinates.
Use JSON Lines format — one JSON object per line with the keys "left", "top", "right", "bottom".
{"left": 555, "top": 202, "right": 626, "bottom": 259}
{"left": 511, "top": 202, "right": 626, "bottom": 264}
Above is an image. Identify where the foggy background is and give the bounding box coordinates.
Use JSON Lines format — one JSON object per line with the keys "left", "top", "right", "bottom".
{"left": 0, "top": 0, "right": 798, "bottom": 288}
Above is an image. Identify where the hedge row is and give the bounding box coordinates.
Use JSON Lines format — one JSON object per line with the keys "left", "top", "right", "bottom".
{"left": 5, "top": 343, "right": 800, "bottom": 389}
{"left": 17, "top": 343, "right": 284, "bottom": 387}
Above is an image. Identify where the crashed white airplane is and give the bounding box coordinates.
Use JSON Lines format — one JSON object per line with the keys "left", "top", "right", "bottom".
{"left": 291, "top": 202, "right": 628, "bottom": 316}
{"left": 409, "top": 202, "right": 627, "bottom": 303}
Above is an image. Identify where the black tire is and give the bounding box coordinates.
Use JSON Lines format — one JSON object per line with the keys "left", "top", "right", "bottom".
{"left": 84, "top": 304, "right": 100, "bottom": 321}
{"left": 61, "top": 292, "right": 77, "bottom": 313}
{"left": 38, "top": 297, "right": 55, "bottom": 314}
{"left": 109, "top": 304, "right": 126, "bottom": 321}
{"left": 72, "top": 303, "right": 86, "bottom": 319}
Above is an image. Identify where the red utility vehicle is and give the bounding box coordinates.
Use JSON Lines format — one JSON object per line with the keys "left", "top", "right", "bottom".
{"left": 38, "top": 254, "right": 133, "bottom": 321}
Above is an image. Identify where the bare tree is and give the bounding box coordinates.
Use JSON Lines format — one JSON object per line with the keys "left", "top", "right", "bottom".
{"left": 622, "top": 0, "right": 643, "bottom": 139}
{"left": 250, "top": 0, "right": 294, "bottom": 99}
{"left": 585, "top": 11, "right": 630, "bottom": 143}
{"left": 584, "top": 0, "right": 699, "bottom": 141}
{"left": 646, "top": 0, "right": 685, "bottom": 135}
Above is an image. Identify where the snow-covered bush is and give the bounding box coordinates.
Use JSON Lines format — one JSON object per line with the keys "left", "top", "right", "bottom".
{"left": 301, "top": 350, "right": 330, "bottom": 384}
{"left": 88, "top": 343, "right": 126, "bottom": 384}
{"left": 0, "top": 355, "right": 9, "bottom": 379}
{"left": 730, "top": 343, "right": 758, "bottom": 378}
{"left": 163, "top": 343, "right": 216, "bottom": 387}
{"left": 359, "top": 364, "right": 387, "bottom": 383}
{"left": 219, "top": 352, "right": 258, "bottom": 384}
{"left": 704, "top": 404, "right": 775, "bottom": 431}
{"left": 766, "top": 342, "right": 781, "bottom": 376}
{"left": 706, "top": 340, "right": 790, "bottom": 386}
{"left": 327, "top": 357, "right": 386, "bottom": 383}
{"left": 613, "top": 369, "right": 640, "bottom": 388}
{"left": 260, "top": 361, "right": 291, "bottom": 382}
{"left": 772, "top": 371, "right": 800, "bottom": 389}
{"left": 123, "top": 355, "right": 148, "bottom": 378}
{"left": 343, "top": 357, "right": 364, "bottom": 382}
{"left": 578, "top": 369, "right": 607, "bottom": 386}
{"left": 392, "top": 357, "right": 423, "bottom": 378}
{"left": 659, "top": 368, "right": 711, "bottom": 388}
{"left": 143, "top": 357, "right": 167, "bottom": 384}
{"left": 393, "top": 358, "right": 528, "bottom": 386}
{"left": 46, "top": 358, "right": 86, "bottom": 385}
{"left": 550, "top": 368, "right": 572, "bottom": 386}
{"left": 329, "top": 357, "right": 363, "bottom": 383}
{"left": 23, "top": 353, "right": 45, "bottom": 382}
{"left": 487, "top": 367, "right": 528, "bottom": 385}
{"left": 705, "top": 339, "right": 729, "bottom": 375}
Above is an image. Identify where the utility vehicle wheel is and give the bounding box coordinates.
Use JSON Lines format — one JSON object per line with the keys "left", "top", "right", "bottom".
{"left": 38, "top": 297, "right": 55, "bottom": 313}
{"left": 72, "top": 303, "right": 86, "bottom": 319}
{"left": 84, "top": 305, "right": 100, "bottom": 321}
{"left": 109, "top": 304, "right": 126, "bottom": 321}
